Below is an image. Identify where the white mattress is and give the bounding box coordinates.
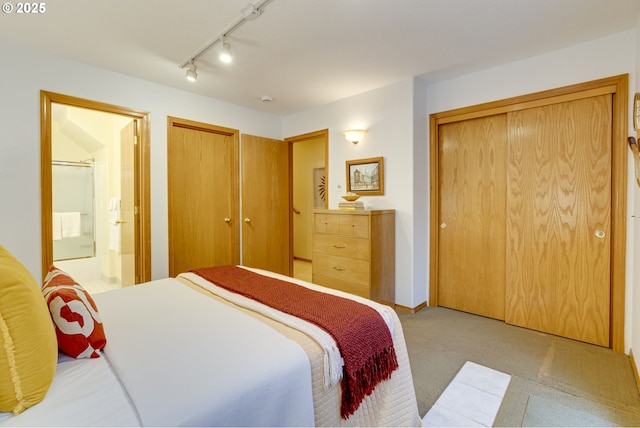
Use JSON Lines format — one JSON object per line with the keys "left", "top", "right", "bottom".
{"left": 0, "top": 353, "right": 139, "bottom": 427}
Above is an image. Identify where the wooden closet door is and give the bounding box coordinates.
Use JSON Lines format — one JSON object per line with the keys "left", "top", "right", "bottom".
{"left": 241, "top": 134, "right": 290, "bottom": 275}
{"left": 168, "top": 120, "right": 239, "bottom": 276}
{"left": 505, "top": 95, "right": 612, "bottom": 346}
{"left": 438, "top": 115, "right": 508, "bottom": 320}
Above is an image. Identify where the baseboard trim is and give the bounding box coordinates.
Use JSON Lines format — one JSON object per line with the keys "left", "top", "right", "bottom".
{"left": 630, "top": 349, "right": 640, "bottom": 396}
{"left": 395, "top": 301, "right": 427, "bottom": 313}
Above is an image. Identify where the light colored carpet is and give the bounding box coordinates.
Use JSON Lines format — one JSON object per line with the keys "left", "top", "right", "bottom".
{"left": 397, "top": 306, "right": 640, "bottom": 427}
{"left": 522, "top": 395, "right": 617, "bottom": 427}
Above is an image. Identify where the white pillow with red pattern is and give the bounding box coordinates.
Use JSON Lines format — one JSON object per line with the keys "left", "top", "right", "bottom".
{"left": 42, "top": 266, "right": 106, "bottom": 358}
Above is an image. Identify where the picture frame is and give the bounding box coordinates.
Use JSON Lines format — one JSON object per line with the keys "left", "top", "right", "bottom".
{"left": 346, "top": 157, "right": 384, "bottom": 195}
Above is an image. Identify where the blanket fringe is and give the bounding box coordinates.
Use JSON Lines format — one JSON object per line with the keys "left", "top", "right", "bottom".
{"left": 340, "top": 346, "right": 399, "bottom": 419}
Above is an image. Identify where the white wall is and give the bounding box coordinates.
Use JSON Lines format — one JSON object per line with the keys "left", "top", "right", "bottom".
{"left": 0, "top": 40, "right": 282, "bottom": 281}
{"left": 412, "top": 79, "right": 429, "bottom": 306}
{"left": 283, "top": 79, "right": 422, "bottom": 307}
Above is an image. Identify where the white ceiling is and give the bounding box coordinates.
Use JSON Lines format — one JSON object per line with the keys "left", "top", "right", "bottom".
{"left": 2, "top": 0, "right": 639, "bottom": 116}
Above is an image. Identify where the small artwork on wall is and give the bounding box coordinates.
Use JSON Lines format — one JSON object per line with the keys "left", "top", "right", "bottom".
{"left": 313, "top": 167, "right": 326, "bottom": 208}
{"left": 346, "top": 157, "right": 384, "bottom": 196}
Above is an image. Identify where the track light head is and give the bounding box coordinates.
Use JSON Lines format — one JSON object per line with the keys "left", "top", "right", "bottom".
{"left": 186, "top": 60, "right": 198, "bottom": 82}
{"left": 219, "top": 39, "right": 233, "bottom": 63}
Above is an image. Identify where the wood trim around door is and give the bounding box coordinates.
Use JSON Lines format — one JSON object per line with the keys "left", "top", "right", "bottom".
{"left": 429, "top": 74, "right": 628, "bottom": 352}
{"left": 40, "top": 91, "right": 151, "bottom": 283}
{"left": 285, "top": 129, "right": 329, "bottom": 274}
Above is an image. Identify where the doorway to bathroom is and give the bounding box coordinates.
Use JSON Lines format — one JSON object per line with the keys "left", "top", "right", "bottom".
{"left": 40, "top": 91, "right": 151, "bottom": 292}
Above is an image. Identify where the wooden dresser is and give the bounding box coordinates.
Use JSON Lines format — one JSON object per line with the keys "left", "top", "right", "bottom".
{"left": 312, "top": 209, "right": 395, "bottom": 305}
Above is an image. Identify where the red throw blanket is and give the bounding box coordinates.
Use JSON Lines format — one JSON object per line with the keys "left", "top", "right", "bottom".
{"left": 190, "top": 265, "right": 398, "bottom": 419}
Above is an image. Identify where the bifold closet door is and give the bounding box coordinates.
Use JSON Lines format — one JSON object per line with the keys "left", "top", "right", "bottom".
{"left": 505, "top": 95, "right": 612, "bottom": 347}
{"left": 438, "top": 115, "right": 508, "bottom": 320}
{"left": 167, "top": 121, "right": 239, "bottom": 277}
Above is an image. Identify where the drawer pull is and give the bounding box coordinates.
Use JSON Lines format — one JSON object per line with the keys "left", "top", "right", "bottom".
{"left": 333, "top": 244, "right": 346, "bottom": 249}
{"left": 333, "top": 266, "right": 346, "bottom": 271}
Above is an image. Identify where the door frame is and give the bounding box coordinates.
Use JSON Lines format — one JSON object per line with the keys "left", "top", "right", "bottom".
{"left": 285, "top": 129, "right": 329, "bottom": 272}
{"left": 429, "top": 75, "right": 628, "bottom": 352}
{"left": 40, "top": 91, "right": 151, "bottom": 283}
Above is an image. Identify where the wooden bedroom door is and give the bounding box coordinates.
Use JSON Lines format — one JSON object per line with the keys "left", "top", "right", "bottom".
{"left": 505, "top": 95, "right": 612, "bottom": 347}
{"left": 438, "top": 115, "right": 508, "bottom": 320}
{"left": 167, "top": 117, "right": 239, "bottom": 277}
{"left": 241, "top": 134, "right": 291, "bottom": 275}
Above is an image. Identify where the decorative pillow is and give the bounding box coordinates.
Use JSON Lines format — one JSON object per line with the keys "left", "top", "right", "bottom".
{"left": 0, "top": 245, "right": 57, "bottom": 415}
{"left": 42, "top": 266, "right": 106, "bottom": 359}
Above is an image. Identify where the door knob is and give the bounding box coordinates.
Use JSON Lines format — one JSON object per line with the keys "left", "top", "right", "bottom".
{"left": 440, "top": 223, "right": 447, "bottom": 229}
{"left": 594, "top": 230, "right": 605, "bottom": 239}
{"left": 244, "top": 217, "right": 251, "bottom": 223}
{"left": 224, "top": 217, "right": 231, "bottom": 223}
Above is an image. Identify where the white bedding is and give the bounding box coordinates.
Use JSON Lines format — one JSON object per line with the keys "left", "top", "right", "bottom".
{"left": 1, "top": 271, "right": 420, "bottom": 427}
{"left": 93, "top": 278, "right": 314, "bottom": 427}
{"left": 0, "top": 353, "right": 139, "bottom": 427}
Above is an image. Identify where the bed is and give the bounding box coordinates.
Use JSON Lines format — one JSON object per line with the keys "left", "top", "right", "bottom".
{"left": 0, "top": 245, "right": 421, "bottom": 427}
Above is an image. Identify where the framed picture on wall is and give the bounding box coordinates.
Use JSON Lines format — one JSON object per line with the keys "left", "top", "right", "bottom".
{"left": 346, "top": 157, "right": 384, "bottom": 195}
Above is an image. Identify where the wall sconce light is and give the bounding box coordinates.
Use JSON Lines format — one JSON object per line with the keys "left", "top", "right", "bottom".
{"left": 343, "top": 129, "right": 367, "bottom": 144}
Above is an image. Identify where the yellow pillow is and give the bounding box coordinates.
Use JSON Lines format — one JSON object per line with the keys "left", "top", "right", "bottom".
{"left": 0, "top": 245, "right": 57, "bottom": 414}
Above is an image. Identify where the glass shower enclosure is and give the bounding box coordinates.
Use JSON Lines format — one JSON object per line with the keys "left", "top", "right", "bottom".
{"left": 52, "top": 160, "right": 95, "bottom": 261}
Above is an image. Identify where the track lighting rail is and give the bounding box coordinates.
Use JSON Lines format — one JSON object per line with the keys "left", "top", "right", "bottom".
{"left": 178, "top": 0, "right": 273, "bottom": 70}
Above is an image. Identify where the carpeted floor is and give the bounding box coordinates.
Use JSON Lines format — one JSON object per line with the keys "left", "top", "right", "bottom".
{"left": 397, "top": 306, "right": 640, "bottom": 427}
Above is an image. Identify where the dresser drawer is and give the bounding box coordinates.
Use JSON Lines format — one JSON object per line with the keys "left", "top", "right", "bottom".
{"left": 312, "top": 253, "right": 370, "bottom": 285}
{"left": 314, "top": 213, "right": 369, "bottom": 238}
{"left": 312, "top": 235, "right": 370, "bottom": 260}
{"left": 312, "top": 273, "right": 370, "bottom": 299}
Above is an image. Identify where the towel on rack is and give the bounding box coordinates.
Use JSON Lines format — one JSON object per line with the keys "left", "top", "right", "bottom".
{"left": 52, "top": 213, "right": 63, "bottom": 240}
{"left": 109, "top": 197, "right": 121, "bottom": 252}
{"left": 60, "top": 212, "right": 81, "bottom": 238}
